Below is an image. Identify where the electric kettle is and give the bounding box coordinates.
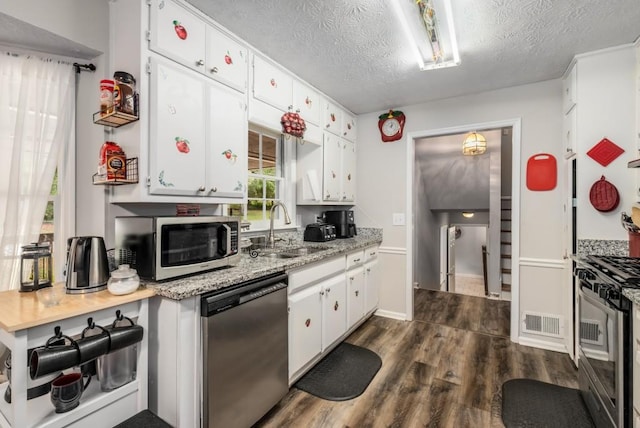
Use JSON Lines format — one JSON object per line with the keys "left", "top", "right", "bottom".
{"left": 65, "top": 237, "right": 110, "bottom": 294}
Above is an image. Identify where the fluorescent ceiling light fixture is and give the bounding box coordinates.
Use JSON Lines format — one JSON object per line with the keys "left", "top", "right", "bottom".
{"left": 391, "top": 0, "right": 460, "bottom": 71}
{"left": 462, "top": 212, "right": 474, "bottom": 218}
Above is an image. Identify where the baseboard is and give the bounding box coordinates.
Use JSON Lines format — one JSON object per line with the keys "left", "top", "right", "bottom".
{"left": 374, "top": 309, "right": 407, "bottom": 321}
{"left": 518, "top": 335, "right": 568, "bottom": 354}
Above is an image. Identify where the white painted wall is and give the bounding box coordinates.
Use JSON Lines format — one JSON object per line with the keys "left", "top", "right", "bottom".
{"left": 1, "top": 0, "right": 111, "bottom": 239}
{"left": 455, "top": 226, "right": 486, "bottom": 277}
{"left": 574, "top": 46, "right": 637, "bottom": 241}
{"left": 0, "top": 0, "right": 108, "bottom": 53}
{"left": 356, "top": 79, "right": 564, "bottom": 334}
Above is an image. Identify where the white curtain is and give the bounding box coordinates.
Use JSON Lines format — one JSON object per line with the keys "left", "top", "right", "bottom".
{"left": 0, "top": 53, "right": 75, "bottom": 291}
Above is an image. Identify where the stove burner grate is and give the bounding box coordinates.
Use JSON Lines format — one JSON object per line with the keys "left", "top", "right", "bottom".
{"left": 585, "top": 255, "right": 640, "bottom": 284}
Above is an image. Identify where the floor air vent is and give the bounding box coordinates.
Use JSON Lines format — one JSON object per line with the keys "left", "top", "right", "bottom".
{"left": 580, "top": 319, "right": 603, "bottom": 346}
{"left": 522, "top": 311, "right": 563, "bottom": 338}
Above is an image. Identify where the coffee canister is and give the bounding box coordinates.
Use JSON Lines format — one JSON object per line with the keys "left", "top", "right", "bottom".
{"left": 99, "top": 79, "right": 115, "bottom": 116}
{"left": 113, "top": 71, "right": 136, "bottom": 115}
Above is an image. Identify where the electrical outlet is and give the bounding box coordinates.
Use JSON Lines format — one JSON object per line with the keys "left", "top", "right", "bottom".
{"left": 392, "top": 213, "right": 405, "bottom": 226}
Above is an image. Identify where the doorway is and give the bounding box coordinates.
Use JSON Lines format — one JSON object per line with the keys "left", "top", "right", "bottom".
{"left": 405, "top": 119, "right": 522, "bottom": 343}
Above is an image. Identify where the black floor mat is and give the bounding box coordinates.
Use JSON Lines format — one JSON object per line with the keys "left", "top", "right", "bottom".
{"left": 294, "top": 342, "right": 382, "bottom": 401}
{"left": 502, "top": 378, "right": 594, "bottom": 428}
{"left": 113, "top": 410, "right": 172, "bottom": 428}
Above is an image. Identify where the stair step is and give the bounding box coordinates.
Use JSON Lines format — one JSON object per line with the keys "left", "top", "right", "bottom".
{"left": 502, "top": 283, "right": 512, "bottom": 292}
{"left": 500, "top": 229, "right": 511, "bottom": 233}
{"left": 501, "top": 268, "right": 511, "bottom": 274}
{"left": 501, "top": 254, "right": 511, "bottom": 259}
{"left": 501, "top": 241, "right": 511, "bottom": 245}
{"left": 501, "top": 208, "right": 511, "bottom": 211}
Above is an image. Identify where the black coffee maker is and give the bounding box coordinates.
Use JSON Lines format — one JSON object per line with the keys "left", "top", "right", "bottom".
{"left": 323, "top": 210, "right": 357, "bottom": 239}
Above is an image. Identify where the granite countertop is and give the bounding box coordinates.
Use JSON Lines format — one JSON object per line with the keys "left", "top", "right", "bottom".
{"left": 623, "top": 289, "right": 640, "bottom": 305}
{"left": 146, "top": 228, "right": 383, "bottom": 300}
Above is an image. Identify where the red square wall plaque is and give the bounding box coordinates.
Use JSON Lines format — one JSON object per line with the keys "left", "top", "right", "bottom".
{"left": 587, "top": 138, "right": 624, "bottom": 166}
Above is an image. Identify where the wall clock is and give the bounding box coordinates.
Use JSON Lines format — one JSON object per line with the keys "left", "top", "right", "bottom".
{"left": 378, "top": 110, "right": 406, "bottom": 142}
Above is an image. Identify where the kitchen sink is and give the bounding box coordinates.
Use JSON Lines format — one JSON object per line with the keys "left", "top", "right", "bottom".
{"left": 259, "top": 246, "right": 328, "bottom": 259}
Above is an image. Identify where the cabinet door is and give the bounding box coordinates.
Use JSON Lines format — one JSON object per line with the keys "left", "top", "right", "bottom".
{"left": 323, "top": 100, "right": 343, "bottom": 135}
{"left": 206, "top": 82, "right": 247, "bottom": 198}
{"left": 292, "top": 80, "right": 321, "bottom": 126}
{"left": 321, "top": 275, "right": 347, "bottom": 350}
{"left": 149, "top": 0, "right": 206, "bottom": 73}
{"left": 563, "top": 105, "right": 577, "bottom": 155}
{"left": 253, "top": 56, "right": 293, "bottom": 111}
{"left": 288, "top": 285, "right": 322, "bottom": 377}
{"left": 342, "top": 139, "right": 356, "bottom": 202}
{"left": 342, "top": 112, "right": 357, "bottom": 142}
{"left": 205, "top": 27, "right": 248, "bottom": 93}
{"left": 323, "top": 133, "right": 342, "bottom": 201}
{"left": 149, "top": 58, "right": 207, "bottom": 196}
{"left": 562, "top": 64, "right": 577, "bottom": 114}
{"left": 364, "top": 259, "right": 380, "bottom": 314}
{"left": 347, "top": 267, "right": 365, "bottom": 329}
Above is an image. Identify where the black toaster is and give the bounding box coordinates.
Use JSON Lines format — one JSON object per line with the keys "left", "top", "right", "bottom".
{"left": 304, "top": 223, "right": 337, "bottom": 242}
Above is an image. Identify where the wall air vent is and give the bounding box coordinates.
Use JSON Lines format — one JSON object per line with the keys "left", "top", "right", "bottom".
{"left": 580, "top": 319, "right": 604, "bottom": 346}
{"left": 522, "top": 311, "right": 564, "bottom": 338}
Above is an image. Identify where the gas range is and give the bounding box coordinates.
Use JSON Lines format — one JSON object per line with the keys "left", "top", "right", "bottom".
{"left": 580, "top": 255, "right": 640, "bottom": 287}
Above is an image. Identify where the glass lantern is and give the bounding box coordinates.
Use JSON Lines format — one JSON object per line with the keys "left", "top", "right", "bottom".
{"left": 20, "top": 242, "right": 53, "bottom": 292}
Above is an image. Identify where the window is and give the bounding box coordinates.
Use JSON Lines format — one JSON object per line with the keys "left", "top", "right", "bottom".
{"left": 227, "top": 128, "right": 294, "bottom": 230}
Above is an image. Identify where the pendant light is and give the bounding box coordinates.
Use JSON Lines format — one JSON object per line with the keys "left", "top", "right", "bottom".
{"left": 462, "top": 132, "right": 487, "bottom": 156}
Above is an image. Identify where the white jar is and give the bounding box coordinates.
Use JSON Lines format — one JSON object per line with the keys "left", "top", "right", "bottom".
{"left": 107, "top": 264, "right": 140, "bottom": 295}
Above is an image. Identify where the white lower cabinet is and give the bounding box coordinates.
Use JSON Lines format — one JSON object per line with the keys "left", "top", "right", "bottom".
{"left": 364, "top": 256, "right": 380, "bottom": 314}
{"left": 287, "top": 247, "right": 379, "bottom": 382}
{"left": 288, "top": 284, "right": 322, "bottom": 376}
{"left": 321, "top": 274, "right": 347, "bottom": 350}
{"left": 347, "top": 266, "right": 365, "bottom": 329}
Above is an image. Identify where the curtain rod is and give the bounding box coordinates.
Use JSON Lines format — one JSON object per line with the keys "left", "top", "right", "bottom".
{"left": 73, "top": 63, "right": 96, "bottom": 74}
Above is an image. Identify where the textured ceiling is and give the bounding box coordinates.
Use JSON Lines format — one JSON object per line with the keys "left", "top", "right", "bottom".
{"left": 186, "top": 0, "right": 640, "bottom": 114}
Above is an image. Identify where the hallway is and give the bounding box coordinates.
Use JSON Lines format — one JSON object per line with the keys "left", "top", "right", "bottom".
{"left": 256, "top": 289, "right": 577, "bottom": 427}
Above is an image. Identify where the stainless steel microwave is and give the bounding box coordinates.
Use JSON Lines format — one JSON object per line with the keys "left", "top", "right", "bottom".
{"left": 114, "top": 216, "right": 241, "bottom": 281}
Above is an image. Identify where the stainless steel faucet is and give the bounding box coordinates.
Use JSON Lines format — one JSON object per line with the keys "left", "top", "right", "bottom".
{"left": 267, "top": 201, "right": 292, "bottom": 248}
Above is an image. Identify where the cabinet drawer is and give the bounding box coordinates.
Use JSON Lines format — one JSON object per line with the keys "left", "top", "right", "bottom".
{"left": 288, "top": 256, "right": 346, "bottom": 293}
{"left": 364, "top": 246, "right": 379, "bottom": 262}
{"left": 346, "top": 250, "right": 364, "bottom": 270}
{"left": 634, "top": 305, "right": 640, "bottom": 412}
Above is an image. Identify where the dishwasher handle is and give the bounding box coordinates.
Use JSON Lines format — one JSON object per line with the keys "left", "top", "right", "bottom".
{"left": 201, "top": 272, "right": 288, "bottom": 316}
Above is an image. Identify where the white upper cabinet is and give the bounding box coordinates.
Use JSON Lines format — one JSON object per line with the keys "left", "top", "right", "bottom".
{"left": 205, "top": 27, "right": 248, "bottom": 93}
{"left": 323, "top": 100, "right": 344, "bottom": 135}
{"left": 253, "top": 56, "right": 293, "bottom": 112}
{"left": 149, "top": 0, "right": 248, "bottom": 93}
{"left": 323, "top": 133, "right": 343, "bottom": 202}
{"left": 149, "top": 57, "right": 207, "bottom": 196}
{"left": 293, "top": 80, "right": 321, "bottom": 126}
{"left": 563, "top": 63, "right": 577, "bottom": 114}
{"left": 342, "top": 140, "right": 356, "bottom": 202}
{"left": 206, "top": 83, "right": 247, "bottom": 198}
{"left": 342, "top": 112, "right": 357, "bottom": 142}
{"left": 149, "top": 0, "right": 207, "bottom": 73}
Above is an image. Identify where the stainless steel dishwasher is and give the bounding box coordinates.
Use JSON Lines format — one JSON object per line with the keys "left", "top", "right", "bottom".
{"left": 201, "top": 272, "right": 289, "bottom": 428}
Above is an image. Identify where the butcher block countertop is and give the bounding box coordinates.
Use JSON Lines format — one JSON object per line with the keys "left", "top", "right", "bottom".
{"left": 0, "top": 283, "right": 155, "bottom": 332}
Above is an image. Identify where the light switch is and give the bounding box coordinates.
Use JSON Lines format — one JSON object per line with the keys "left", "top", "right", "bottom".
{"left": 392, "top": 213, "right": 405, "bottom": 226}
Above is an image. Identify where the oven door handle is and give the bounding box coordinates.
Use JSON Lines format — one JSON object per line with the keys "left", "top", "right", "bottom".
{"left": 580, "top": 285, "right": 618, "bottom": 318}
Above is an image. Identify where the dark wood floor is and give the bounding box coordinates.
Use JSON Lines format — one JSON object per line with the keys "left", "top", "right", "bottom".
{"left": 256, "top": 289, "right": 578, "bottom": 428}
